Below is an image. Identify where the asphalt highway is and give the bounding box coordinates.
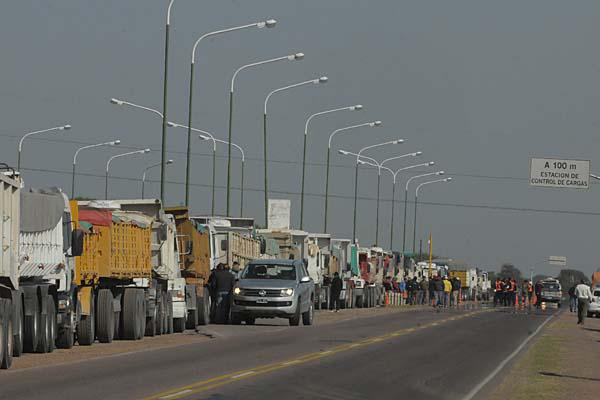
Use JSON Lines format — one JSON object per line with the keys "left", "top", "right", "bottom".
{"left": 0, "top": 305, "right": 557, "bottom": 400}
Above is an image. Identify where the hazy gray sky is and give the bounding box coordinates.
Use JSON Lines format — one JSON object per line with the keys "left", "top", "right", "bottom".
{"left": 1, "top": 1, "right": 600, "bottom": 275}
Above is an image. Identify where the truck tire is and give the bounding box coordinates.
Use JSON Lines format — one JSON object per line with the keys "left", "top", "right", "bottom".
{"left": 77, "top": 293, "right": 95, "bottom": 346}
{"left": 46, "top": 296, "right": 56, "bottom": 353}
{"left": 96, "top": 289, "right": 115, "bottom": 343}
{"left": 289, "top": 301, "right": 301, "bottom": 326}
{"left": 11, "top": 293, "right": 23, "bottom": 357}
{"left": 56, "top": 318, "right": 75, "bottom": 349}
{"left": 302, "top": 303, "right": 314, "bottom": 326}
{"left": 23, "top": 296, "right": 40, "bottom": 353}
{"left": 197, "top": 288, "right": 210, "bottom": 326}
{"left": 136, "top": 290, "right": 146, "bottom": 340}
{"left": 122, "top": 289, "right": 138, "bottom": 340}
{"left": 1, "top": 298, "right": 14, "bottom": 369}
{"left": 37, "top": 296, "right": 51, "bottom": 353}
{"left": 145, "top": 298, "right": 157, "bottom": 337}
{"left": 165, "top": 293, "right": 173, "bottom": 334}
{"left": 173, "top": 317, "right": 186, "bottom": 333}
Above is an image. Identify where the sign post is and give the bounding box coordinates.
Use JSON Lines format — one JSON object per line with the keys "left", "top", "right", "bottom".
{"left": 529, "top": 158, "right": 589, "bottom": 189}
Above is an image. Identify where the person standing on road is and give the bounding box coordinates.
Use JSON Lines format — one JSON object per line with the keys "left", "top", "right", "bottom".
{"left": 420, "top": 277, "right": 428, "bottom": 305}
{"left": 534, "top": 280, "right": 543, "bottom": 308}
{"left": 574, "top": 279, "right": 593, "bottom": 325}
{"left": 399, "top": 278, "right": 407, "bottom": 305}
{"left": 210, "top": 263, "right": 236, "bottom": 324}
{"left": 443, "top": 276, "right": 452, "bottom": 308}
{"left": 411, "top": 277, "right": 419, "bottom": 305}
{"left": 330, "top": 272, "right": 343, "bottom": 312}
{"left": 568, "top": 284, "right": 578, "bottom": 313}
{"left": 451, "top": 276, "right": 461, "bottom": 307}
{"left": 494, "top": 278, "right": 502, "bottom": 307}
{"left": 526, "top": 280, "right": 534, "bottom": 308}
{"left": 433, "top": 275, "right": 444, "bottom": 308}
{"left": 429, "top": 277, "right": 436, "bottom": 306}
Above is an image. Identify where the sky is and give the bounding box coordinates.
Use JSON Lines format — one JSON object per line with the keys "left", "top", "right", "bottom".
{"left": 1, "top": 0, "right": 600, "bottom": 276}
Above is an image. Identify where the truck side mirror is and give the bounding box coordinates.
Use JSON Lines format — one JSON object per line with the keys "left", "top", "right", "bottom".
{"left": 71, "top": 229, "right": 84, "bottom": 257}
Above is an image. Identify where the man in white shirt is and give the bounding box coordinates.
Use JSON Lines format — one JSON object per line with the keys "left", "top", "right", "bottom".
{"left": 574, "top": 279, "right": 594, "bottom": 325}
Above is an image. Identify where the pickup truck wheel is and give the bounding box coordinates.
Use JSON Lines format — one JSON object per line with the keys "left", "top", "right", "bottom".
{"left": 245, "top": 316, "right": 255, "bottom": 325}
{"left": 230, "top": 313, "right": 242, "bottom": 325}
{"left": 1, "top": 298, "right": 14, "bottom": 369}
{"left": 96, "top": 289, "right": 114, "bottom": 343}
{"left": 23, "top": 296, "right": 40, "bottom": 352}
{"left": 302, "top": 303, "right": 314, "bottom": 326}
{"left": 289, "top": 302, "right": 301, "bottom": 326}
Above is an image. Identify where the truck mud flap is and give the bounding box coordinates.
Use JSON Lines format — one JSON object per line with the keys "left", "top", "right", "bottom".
{"left": 78, "top": 286, "right": 93, "bottom": 316}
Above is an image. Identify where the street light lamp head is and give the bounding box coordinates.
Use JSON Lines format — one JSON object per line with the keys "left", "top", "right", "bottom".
{"left": 437, "top": 171, "right": 445, "bottom": 175}
{"left": 111, "top": 140, "right": 121, "bottom": 146}
{"left": 358, "top": 160, "right": 368, "bottom": 165}
{"left": 315, "top": 76, "right": 328, "bottom": 84}
{"left": 166, "top": 159, "right": 174, "bottom": 165}
{"left": 62, "top": 124, "right": 72, "bottom": 130}
{"left": 445, "top": 177, "right": 453, "bottom": 182}
{"left": 260, "top": 19, "right": 277, "bottom": 28}
{"left": 338, "top": 150, "right": 350, "bottom": 155}
{"left": 198, "top": 134, "right": 210, "bottom": 141}
{"left": 143, "top": 148, "right": 151, "bottom": 153}
{"left": 167, "top": 121, "right": 178, "bottom": 128}
{"left": 415, "top": 151, "right": 423, "bottom": 156}
{"left": 289, "top": 52, "right": 305, "bottom": 61}
{"left": 428, "top": 161, "right": 435, "bottom": 166}
{"left": 370, "top": 121, "right": 382, "bottom": 127}
{"left": 110, "top": 98, "right": 124, "bottom": 106}
{"left": 350, "top": 104, "right": 363, "bottom": 111}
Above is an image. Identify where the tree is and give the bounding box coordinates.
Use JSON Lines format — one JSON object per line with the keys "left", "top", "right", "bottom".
{"left": 532, "top": 274, "right": 549, "bottom": 283}
{"left": 498, "top": 263, "right": 523, "bottom": 281}
{"left": 556, "top": 269, "right": 588, "bottom": 289}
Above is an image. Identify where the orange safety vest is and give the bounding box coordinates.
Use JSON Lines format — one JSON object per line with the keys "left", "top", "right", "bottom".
{"left": 527, "top": 283, "right": 533, "bottom": 293}
{"left": 508, "top": 281, "right": 516, "bottom": 292}
{"left": 495, "top": 281, "right": 502, "bottom": 291}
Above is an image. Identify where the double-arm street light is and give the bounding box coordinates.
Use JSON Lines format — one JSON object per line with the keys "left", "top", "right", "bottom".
{"left": 226, "top": 52, "right": 304, "bottom": 216}
{"left": 72, "top": 140, "right": 120, "bottom": 198}
{"left": 323, "top": 121, "right": 381, "bottom": 232}
{"left": 142, "top": 159, "right": 173, "bottom": 198}
{"left": 300, "top": 104, "right": 363, "bottom": 230}
{"left": 263, "top": 76, "right": 328, "bottom": 225}
{"left": 413, "top": 177, "right": 453, "bottom": 253}
{"left": 346, "top": 139, "right": 405, "bottom": 243}
{"left": 17, "top": 124, "right": 72, "bottom": 170}
{"left": 186, "top": 19, "right": 277, "bottom": 208}
{"left": 200, "top": 134, "right": 246, "bottom": 217}
{"left": 403, "top": 171, "right": 445, "bottom": 254}
{"left": 105, "top": 149, "right": 150, "bottom": 199}
{"left": 341, "top": 151, "right": 422, "bottom": 246}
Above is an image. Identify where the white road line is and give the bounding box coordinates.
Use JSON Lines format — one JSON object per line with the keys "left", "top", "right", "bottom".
{"left": 281, "top": 360, "right": 302, "bottom": 365}
{"left": 160, "top": 389, "right": 192, "bottom": 399}
{"left": 231, "top": 371, "right": 256, "bottom": 379}
{"left": 462, "top": 314, "right": 555, "bottom": 400}
{"left": 321, "top": 350, "right": 333, "bottom": 354}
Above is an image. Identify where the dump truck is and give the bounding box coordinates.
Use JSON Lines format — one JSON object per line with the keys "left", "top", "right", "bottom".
{"left": 74, "top": 199, "right": 181, "bottom": 343}
{"left": 1, "top": 166, "right": 83, "bottom": 369}
{"left": 165, "top": 207, "right": 213, "bottom": 328}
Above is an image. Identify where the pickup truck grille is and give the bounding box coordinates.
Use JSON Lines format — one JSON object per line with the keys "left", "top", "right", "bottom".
{"left": 241, "top": 289, "right": 284, "bottom": 297}
{"left": 234, "top": 300, "right": 292, "bottom": 307}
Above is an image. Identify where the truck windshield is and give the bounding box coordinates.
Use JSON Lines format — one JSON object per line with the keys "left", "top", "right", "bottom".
{"left": 241, "top": 264, "right": 296, "bottom": 280}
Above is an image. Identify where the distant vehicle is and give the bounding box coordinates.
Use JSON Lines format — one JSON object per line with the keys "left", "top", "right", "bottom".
{"left": 588, "top": 285, "right": 600, "bottom": 318}
{"left": 539, "top": 278, "right": 562, "bottom": 306}
{"left": 231, "top": 259, "right": 314, "bottom": 326}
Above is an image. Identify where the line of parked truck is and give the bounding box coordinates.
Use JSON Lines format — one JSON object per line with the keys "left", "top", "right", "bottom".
{"left": 0, "top": 164, "right": 491, "bottom": 369}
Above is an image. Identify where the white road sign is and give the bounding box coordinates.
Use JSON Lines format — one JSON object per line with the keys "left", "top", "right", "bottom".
{"left": 548, "top": 256, "right": 567, "bottom": 266}
{"left": 530, "top": 158, "right": 589, "bottom": 189}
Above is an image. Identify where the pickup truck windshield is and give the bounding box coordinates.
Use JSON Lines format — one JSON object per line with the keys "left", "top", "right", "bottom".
{"left": 241, "top": 264, "right": 297, "bottom": 280}
{"left": 542, "top": 283, "right": 560, "bottom": 290}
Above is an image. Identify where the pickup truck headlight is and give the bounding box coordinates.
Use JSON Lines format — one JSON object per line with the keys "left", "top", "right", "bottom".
{"left": 281, "top": 288, "right": 294, "bottom": 296}
{"left": 234, "top": 287, "right": 242, "bottom": 295}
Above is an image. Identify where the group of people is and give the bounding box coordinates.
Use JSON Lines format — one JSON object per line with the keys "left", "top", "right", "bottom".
{"left": 382, "top": 275, "right": 462, "bottom": 308}
{"left": 493, "top": 277, "right": 535, "bottom": 307}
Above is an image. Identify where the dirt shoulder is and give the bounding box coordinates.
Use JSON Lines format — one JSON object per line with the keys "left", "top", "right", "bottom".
{"left": 487, "top": 311, "right": 600, "bottom": 400}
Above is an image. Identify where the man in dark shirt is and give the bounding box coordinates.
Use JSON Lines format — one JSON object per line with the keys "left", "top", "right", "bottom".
{"left": 208, "top": 263, "right": 236, "bottom": 324}
{"left": 330, "top": 272, "right": 343, "bottom": 312}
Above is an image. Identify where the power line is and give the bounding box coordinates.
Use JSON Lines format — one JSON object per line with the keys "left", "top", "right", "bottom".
{"left": 20, "top": 166, "right": 600, "bottom": 218}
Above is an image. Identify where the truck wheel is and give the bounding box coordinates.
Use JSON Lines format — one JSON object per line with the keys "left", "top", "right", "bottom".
{"left": 122, "top": 288, "right": 138, "bottom": 340}
{"left": 1, "top": 298, "right": 14, "bottom": 369}
{"left": 145, "top": 298, "right": 157, "bottom": 338}
{"left": 197, "top": 288, "right": 210, "bottom": 326}
{"left": 56, "top": 320, "right": 75, "bottom": 349}
{"left": 47, "top": 296, "right": 56, "bottom": 352}
{"left": 302, "top": 303, "right": 314, "bottom": 326}
{"left": 37, "top": 296, "right": 51, "bottom": 353}
{"left": 136, "top": 290, "right": 146, "bottom": 340}
{"left": 289, "top": 302, "right": 301, "bottom": 326}
{"left": 186, "top": 308, "right": 198, "bottom": 330}
{"left": 173, "top": 317, "right": 186, "bottom": 333}
{"left": 77, "top": 293, "right": 95, "bottom": 346}
{"left": 96, "top": 289, "right": 115, "bottom": 343}
{"left": 23, "top": 296, "right": 40, "bottom": 352}
{"left": 165, "top": 293, "right": 173, "bottom": 334}
{"left": 11, "top": 293, "right": 23, "bottom": 357}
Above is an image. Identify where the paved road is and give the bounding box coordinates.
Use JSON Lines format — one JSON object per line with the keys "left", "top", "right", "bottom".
{"left": 0, "top": 306, "right": 557, "bottom": 400}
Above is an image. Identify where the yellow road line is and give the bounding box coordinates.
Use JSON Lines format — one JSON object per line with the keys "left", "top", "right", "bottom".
{"left": 147, "top": 310, "right": 487, "bottom": 400}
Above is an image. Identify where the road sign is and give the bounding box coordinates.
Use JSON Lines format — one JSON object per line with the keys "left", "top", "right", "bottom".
{"left": 548, "top": 256, "right": 567, "bottom": 266}
{"left": 267, "top": 199, "right": 291, "bottom": 230}
{"left": 529, "top": 158, "right": 589, "bottom": 189}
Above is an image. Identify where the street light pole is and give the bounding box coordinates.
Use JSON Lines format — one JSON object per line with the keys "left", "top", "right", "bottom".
{"left": 105, "top": 149, "right": 150, "bottom": 200}
{"left": 161, "top": 0, "right": 176, "bottom": 205}
{"left": 227, "top": 52, "right": 303, "bottom": 216}
{"left": 350, "top": 139, "right": 404, "bottom": 243}
{"left": 186, "top": 19, "right": 276, "bottom": 207}
{"left": 263, "top": 76, "right": 328, "bottom": 226}
{"left": 403, "top": 170, "right": 445, "bottom": 254}
{"left": 72, "top": 140, "right": 120, "bottom": 198}
{"left": 413, "top": 177, "right": 452, "bottom": 253}
{"left": 300, "top": 104, "right": 362, "bottom": 230}
{"left": 17, "top": 124, "right": 72, "bottom": 170}
{"left": 324, "top": 121, "right": 381, "bottom": 232}
{"left": 142, "top": 159, "right": 173, "bottom": 198}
